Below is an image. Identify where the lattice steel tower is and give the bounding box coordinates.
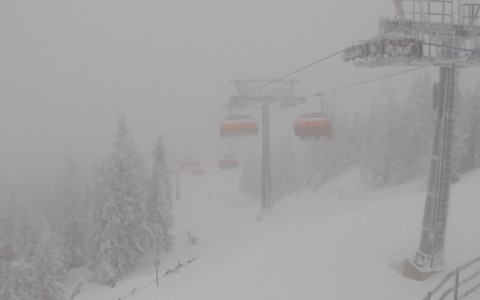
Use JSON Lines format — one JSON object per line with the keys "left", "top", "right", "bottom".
{"left": 344, "top": 0, "right": 480, "bottom": 279}
{"left": 229, "top": 80, "right": 303, "bottom": 210}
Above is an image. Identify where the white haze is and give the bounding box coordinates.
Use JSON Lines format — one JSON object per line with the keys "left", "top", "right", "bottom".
{"left": 0, "top": 0, "right": 476, "bottom": 204}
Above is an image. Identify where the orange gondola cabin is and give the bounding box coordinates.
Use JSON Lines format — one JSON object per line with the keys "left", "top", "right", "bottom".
{"left": 218, "top": 155, "right": 239, "bottom": 170}
{"left": 219, "top": 115, "right": 258, "bottom": 138}
{"left": 294, "top": 113, "right": 332, "bottom": 140}
{"left": 180, "top": 158, "right": 202, "bottom": 171}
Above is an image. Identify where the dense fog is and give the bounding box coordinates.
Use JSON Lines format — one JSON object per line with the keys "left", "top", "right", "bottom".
{"left": 0, "top": 0, "right": 398, "bottom": 202}
{"left": 1, "top": 1, "right": 480, "bottom": 299}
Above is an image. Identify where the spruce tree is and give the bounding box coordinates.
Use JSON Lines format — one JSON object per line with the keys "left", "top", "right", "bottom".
{"left": 0, "top": 259, "right": 13, "bottom": 300}
{"left": 146, "top": 138, "right": 174, "bottom": 254}
{"left": 452, "top": 89, "right": 480, "bottom": 174}
{"left": 9, "top": 203, "right": 66, "bottom": 300}
{"left": 361, "top": 93, "right": 402, "bottom": 187}
{"left": 62, "top": 159, "right": 88, "bottom": 269}
{"left": 396, "top": 74, "right": 434, "bottom": 181}
{"left": 0, "top": 196, "right": 16, "bottom": 264}
{"left": 361, "top": 97, "right": 387, "bottom": 186}
{"left": 298, "top": 104, "right": 354, "bottom": 191}
{"left": 0, "top": 196, "right": 15, "bottom": 300}
{"left": 240, "top": 149, "right": 262, "bottom": 197}
{"left": 90, "top": 117, "right": 149, "bottom": 286}
{"left": 31, "top": 218, "right": 66, "bottom": 300}
{"left": 271, "top": 135, "right": 299, "bottom": 199}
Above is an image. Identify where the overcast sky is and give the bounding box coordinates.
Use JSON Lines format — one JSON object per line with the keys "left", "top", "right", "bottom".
{"left": 1, "top": 1, "right": 477, "bottom": 202}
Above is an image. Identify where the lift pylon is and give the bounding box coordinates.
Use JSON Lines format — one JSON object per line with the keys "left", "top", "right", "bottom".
{"left": 344, "top": 0, "right": 480, "bottom": 279}
{"left": 228, "top": 80, "right": 303, "bottom": 211}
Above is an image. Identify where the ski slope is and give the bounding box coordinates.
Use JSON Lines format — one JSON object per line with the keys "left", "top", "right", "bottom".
{"left": 64, "top": 166, "right": 480, "bottom": 300}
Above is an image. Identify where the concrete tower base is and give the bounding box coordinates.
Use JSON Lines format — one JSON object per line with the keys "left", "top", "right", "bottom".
{"left": 403, "top": 259, "right": 440, "bottom": 281}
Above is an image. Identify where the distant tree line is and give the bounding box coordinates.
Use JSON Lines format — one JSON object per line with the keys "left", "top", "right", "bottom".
{"left": 0, "top": 117, "right": 174, "bottom": 299}
{"left": 241, "top": 75, "right": 480, "bottom": 198}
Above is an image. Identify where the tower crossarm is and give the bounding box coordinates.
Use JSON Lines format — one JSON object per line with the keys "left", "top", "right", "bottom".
{"left": 229, "top": 80, "right": 304, "bottom": 109}
{"left": 344, "top": 1, "right": 480, "bottom": 67}
{"left": 343, "top": 20, "right": 480, "bottom": 67}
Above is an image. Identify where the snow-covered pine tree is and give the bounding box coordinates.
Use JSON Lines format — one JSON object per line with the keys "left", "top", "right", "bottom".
{"left": 9, "top": 201, "right": 66, "bottom": 300}
{"left": 301, "top": 134, "right": 344, "bottom": 191}
{"left": 348, "top": 112, "right": 368, "bottom": 166}
{"left": 0, "top": 259, "right": 12, "bottom": 300}
{"left": 30, "top": 218, "right": 67, "bottom": 300}
{"left": 452, "top": 91, "right": 470, "bottom": 175}
{"left": 298, "top": 103, "right": 355, "bottom": 191}
{"left": 0, "top": 198, "right": 15, "bottom": 300}
{"left": 361, "top": 93, "right": 402, "bottom": 187}
{"left": 331, "top": 109, "right": 355, "bottom": 173}
{"left": 8, "top": 198, "right": 38, "bottom": 300}
{"left": 0, "top": 196, "right": 16, "bottom": 266}
{"left": 452, "top": 88, "right": 480, "bottom": 174}
{"left": 271, "top": 134, "right": 299, "bottom": 200}
{"left": 62, "top": 159, "right": 88, "bottom": 269}
{"left": 381, "top": 91, "right": 403, "bottom": 183}
{"left": 89, "top": 161, "right": 115, "bottom": 283}
{"left": 146, "top": 138, "right": 174, "bottom": 254}
{"left": 360, "top": 97, "right": 384, "bottom": 186}
{"left": 10, "top": 199, "right": 37, "bottom": 266}
{"left": 89, "top": 117, "right": 149, "bottom": 286}
{"left": 470, "top": 91, "right": 480, "bottom": 169}
{"left": 240, "top": 148, "right": 262, "bottom": 198}
{"left": 396, "top": 73, "right": 434, "bottom": 181}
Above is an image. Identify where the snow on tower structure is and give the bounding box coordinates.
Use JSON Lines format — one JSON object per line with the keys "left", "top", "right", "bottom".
{"left": 344, "top": 0, "right": 480, "bottom": 67}
{"left": 344, "top": 0, "right": 480, "bottom": 280}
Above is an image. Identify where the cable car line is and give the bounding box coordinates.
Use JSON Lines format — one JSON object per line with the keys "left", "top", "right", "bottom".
{"left": 209, "top": 50, "right": 424, "bottom": 139}
{"left": 271, "top": 65, "right": 428, "bottom": 120}
{"left": 292, "top": 66, "right": 427, "bottom": 141}
{"left": 190, "top": 42, "right": 432, "bottom": 144}
{"left": 243, "top": 49, "right": 345, "bottom": 96}
{"left": 311, "top": 65, "right": 429, "bottom": 97}
{"left": 188, "top": 103, "right": 229, "bottom": 143}
{"left": 187, "top": 51, "right": 329, "bottom": 142}
{"left": 422, "top": 42, "right": 480, "bottom": 54}
{"left": 193, "top": 50, "right": 427, "bottom": 149}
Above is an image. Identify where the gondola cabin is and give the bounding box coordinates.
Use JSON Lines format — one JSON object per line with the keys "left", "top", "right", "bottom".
{"left": 219, "top": 115, "right": 258, "bottom": 138}
{"left": 218, "top": 155, "right": 239, "bottom": 170}
{"left": 294, "top": 113, "right": 332, "bottom": 140}
{"left": 180, "top": 158, "right": 201, "bottom": 171}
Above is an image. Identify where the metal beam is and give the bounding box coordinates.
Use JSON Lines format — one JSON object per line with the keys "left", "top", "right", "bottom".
{"left": 414, "top": 65, "right": 457, "bottom": 271}
{"left": 261, "top": 103, "right": 273, "bottom": 210}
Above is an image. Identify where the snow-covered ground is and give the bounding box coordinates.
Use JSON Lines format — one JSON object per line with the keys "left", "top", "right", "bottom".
{"left": 64, "top": 166, "right": 480, "bottom": 299}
